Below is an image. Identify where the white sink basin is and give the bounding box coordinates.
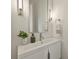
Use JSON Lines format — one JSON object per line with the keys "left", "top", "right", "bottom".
{"left": 42, "top": 38, "right": 61, "bottom": 44}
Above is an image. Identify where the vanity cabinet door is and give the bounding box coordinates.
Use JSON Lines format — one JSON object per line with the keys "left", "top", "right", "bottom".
{"left": 49, "top": 42, "right": 61, "bottom": 59}
{"left": 24, "top": 51, "right": 43, "bottom": 59}
{"left": 25, "top": 50, "right": 48, "bottom": 59}
{"left": 18, "top": 47, "right": 48, "bottom": 59}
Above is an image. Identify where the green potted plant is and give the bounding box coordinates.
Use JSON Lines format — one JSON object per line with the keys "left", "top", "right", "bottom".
{"left": 17, "top": 31, "right": 28, "bottom": 44}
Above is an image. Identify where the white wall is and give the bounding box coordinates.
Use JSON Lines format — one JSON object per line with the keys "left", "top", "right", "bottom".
{"left": 11, "top": 0, "right": 29, "bottom": 59}
{"left": 52, "top": 0, "right": 68, "bottom": 59}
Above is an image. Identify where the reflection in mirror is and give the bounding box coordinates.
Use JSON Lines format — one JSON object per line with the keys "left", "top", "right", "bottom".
{"left": 29, "top": 0, "right": 48, "bottom": 33}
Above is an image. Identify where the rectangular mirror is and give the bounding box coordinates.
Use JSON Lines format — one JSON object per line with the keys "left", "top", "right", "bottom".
{"left": 29, "top": 0, "right": 48, "bottom": 33}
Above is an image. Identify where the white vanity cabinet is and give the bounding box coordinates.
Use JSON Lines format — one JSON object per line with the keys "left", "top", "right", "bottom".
{"left": 48, "top": 42, "right": 61, "bottom": 59}
{"left": 18, "top": 39, "right": 61, "bottom": 59}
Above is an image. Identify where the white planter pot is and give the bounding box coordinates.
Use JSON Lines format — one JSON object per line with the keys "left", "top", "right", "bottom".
{"left": 21, "top": 38, "right": 27, "bottom": 45}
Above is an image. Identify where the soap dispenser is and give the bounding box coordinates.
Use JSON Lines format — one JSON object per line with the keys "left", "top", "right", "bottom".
{"left": 30, "top": 33, "right": 36, "bottom": 43}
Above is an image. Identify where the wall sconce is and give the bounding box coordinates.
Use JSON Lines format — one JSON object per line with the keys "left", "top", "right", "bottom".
{"left": 48, "top": 9, "right": 52, "bottom": 22}
{"left": 17, "top": 0, "right": 23, "bottom": 15}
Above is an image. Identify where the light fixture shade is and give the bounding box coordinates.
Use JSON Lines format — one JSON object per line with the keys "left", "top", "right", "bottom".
{"left": 17, "top": 0, "right": 23, "bottom": 15}
{"left": 18, "top": 0, "right": 23, "bottom": 9}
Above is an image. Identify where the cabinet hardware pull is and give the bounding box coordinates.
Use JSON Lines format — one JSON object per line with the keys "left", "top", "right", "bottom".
{"left": 48, "top": 51, "right": 50, "bottom": 59}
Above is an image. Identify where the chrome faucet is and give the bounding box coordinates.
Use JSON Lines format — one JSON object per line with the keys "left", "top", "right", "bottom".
{"left": 39, "top": 32, "right": 44, "bottom": 44}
